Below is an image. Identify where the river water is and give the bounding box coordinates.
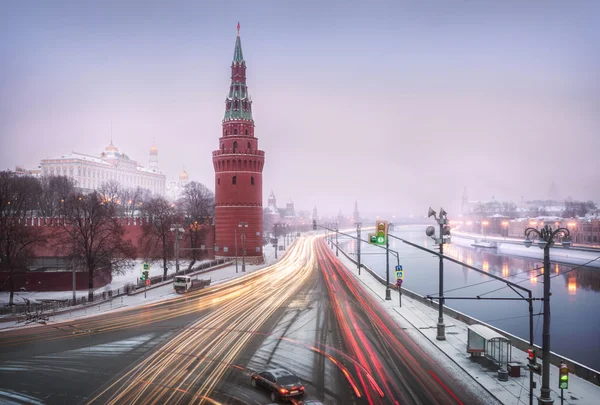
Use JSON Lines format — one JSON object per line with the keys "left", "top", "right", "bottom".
{"left": 338, "top": 225, "right": 600, "bottom": 371}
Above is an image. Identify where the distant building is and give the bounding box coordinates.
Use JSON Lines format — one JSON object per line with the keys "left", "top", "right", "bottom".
{"left": 312, "top": 206, "right": 319, "bottom": 221}
{"left": 166, "top": 168, "right": 190, "bottom": 201}
{"left": 265, "top": 190, "right": 281, "bottom": 224}
{"left": 14, "top": 166, "right": 42, "bottom": 177}
{"left": 353, "top": 201, "right": 360, "bottom": 223}
{"left": 40, "top": 140, "right": 166, "bottom": 195}
{"left": 284, "top": 199, "right": 296, "bottom": 220}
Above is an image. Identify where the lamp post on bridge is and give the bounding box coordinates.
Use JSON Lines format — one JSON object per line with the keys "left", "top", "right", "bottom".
{"left": 524, "top": 225, "right": 572, "bottom": 405}
{"left": 426, "top": 207, "right": 451, "bottom": 341}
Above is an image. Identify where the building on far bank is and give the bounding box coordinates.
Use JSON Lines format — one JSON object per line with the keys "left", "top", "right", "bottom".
{"left": 40, "top": 140, "right": 166, "bottom": 195}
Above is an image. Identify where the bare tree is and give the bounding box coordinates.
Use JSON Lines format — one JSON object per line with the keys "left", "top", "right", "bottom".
{"left": 37, "top": 175, "right": 76, "bottom": 218}
{"left": 178, "top": 182, "right": 214, "bottom": 267}
{"left": 122, "top": 187, "right": 150, "bottom": 218}
{"left": 58, "top": 191, "right": 136, "bottom": 302}
{"left": 0, "top": 172, "right": 45, "bottom": 305}
{"left": 98, "top": 180, "right": 122, "bottom": 208}
{"left": 139, "top": 196, "right": 176, "bottom": 277}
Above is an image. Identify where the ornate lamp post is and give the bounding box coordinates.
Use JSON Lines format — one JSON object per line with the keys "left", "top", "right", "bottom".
{"left": 426, "top": 207, "right": 451, "bottom": 341}
{"left": 524, "top": 225, "right": 572, "bottom": 404}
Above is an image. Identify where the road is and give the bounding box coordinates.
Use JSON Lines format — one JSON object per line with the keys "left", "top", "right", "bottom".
{"left": 0, "top": 236, "right": 499, "bottom": 404}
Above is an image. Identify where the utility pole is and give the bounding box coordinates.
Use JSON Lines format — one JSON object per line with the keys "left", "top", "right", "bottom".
{"left": 524, "top": 225, "right": 572, "bottom": 405}
{"left": 356, "top": 222, "right": 362, "bottom": 275}
{"left": 170, "top": 224, "right": 185, "bottom": 275}
{"left": 235, "top": 227, "right": 238, "bottom": 273}
{"left": 72, "top": 224, "right": 76, "bottom": 306}
{"left": 239, "top": 222, "right": 248, "bottom": 272}
{"left": 335, "top": 223, "right": 339, "bottom": 257}
{"left": 385, "top": 237, "right": 391, "bottom": 300}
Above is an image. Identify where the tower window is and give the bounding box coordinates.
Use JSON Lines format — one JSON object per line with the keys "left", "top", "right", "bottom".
{"left": 251, "top": 176, "right": 254, "bottom": 185}
{"left": 245, "top": 129, "right": 248, "bottom": 135}
{"left": 233, "top": 141, "right": 237, "bottom": 152}
{"left": 232, "top": 176, "right": 237, "bottom": 185}
{"left": 234, "top": 128, "right": 238, "bottom": 134}
{"left": 247, "top": 141, "right": 251, "bottom": 150}
{"left": 221, "top": 143, "right": 224, "bottom": 153}
{"left": 218, "top": 177, "right": 220, "bottom": 185}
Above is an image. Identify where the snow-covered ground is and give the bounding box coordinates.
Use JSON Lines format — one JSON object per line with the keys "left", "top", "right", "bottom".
{"left": 0, "top": 241, "right": 286, "bottom": 330}
{"left": 334, "top": 251, "right": 600, "bottom": 405}
{"left": 0, "top": 241, "right": 286, "bottom": 306}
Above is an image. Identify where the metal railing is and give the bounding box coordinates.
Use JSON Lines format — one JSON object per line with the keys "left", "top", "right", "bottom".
{"left": 1, "top": 258, "right": 230, "bottom": 317}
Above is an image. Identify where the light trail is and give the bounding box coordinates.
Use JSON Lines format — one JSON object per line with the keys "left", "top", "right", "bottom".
{"left": 86, "top": 237, "right": 319, "bottom": 404}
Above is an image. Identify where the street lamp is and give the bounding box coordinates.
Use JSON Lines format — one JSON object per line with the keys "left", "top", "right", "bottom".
{"left": 426, "top": 207, "right": 452, "bottom": 341}
{"left": 239, "top": 222, "right": 248, "bottom": 272}
{"left": 502, "top": 220, "right": 510, "bottom": 238}
{"left": 482, "top": 220, "right": 489, "bottom": 241}
{"left": 524, "top": 225, "right": 571, "bottom": 404}
{"left": 170, "top": 224, "right": 185, "bottom": 275}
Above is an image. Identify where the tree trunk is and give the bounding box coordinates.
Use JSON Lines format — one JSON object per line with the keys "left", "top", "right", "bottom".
{"left": 8, "top": 271, "right": 14, "bottom": 306}
{"left": 88, "top": 265, "right": 94, "bottom": 302}
{"left": 162, "top": 238, "right": 168, "bottom": 278}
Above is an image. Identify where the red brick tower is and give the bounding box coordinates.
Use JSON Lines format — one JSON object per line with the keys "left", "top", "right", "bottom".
{"left": 212, "top": 25, "right": 265, "bottom": 263}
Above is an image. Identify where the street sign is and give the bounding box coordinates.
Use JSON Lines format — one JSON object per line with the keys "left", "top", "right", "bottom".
{"left": 395, "top": 265, "right": 404, "bottom": 280}
{"left": 396, "top": 279, "right": 403, "bottom": 286}
{"left": 143, "top": 262, "right": 150, "bottom": 270}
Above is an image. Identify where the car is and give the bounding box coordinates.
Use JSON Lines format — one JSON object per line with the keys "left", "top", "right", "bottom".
{"left": 296, "top": 401, "right": 324, "bottom": 405}
{"left": 250, "top": 368, "right": 305, "bottom": 402}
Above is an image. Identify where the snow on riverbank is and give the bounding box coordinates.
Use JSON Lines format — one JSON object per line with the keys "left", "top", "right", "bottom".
{"left": 452, "top": 234, "right": 600, "bottom": 268}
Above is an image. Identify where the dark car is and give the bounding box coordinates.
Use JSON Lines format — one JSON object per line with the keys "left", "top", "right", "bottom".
{"left": 250, "top": 368, "right": 305, "bottom": 402}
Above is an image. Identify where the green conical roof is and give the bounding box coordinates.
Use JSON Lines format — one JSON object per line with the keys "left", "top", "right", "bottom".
{"left": 233, "top": 35, "right": 244, "bottom": 63}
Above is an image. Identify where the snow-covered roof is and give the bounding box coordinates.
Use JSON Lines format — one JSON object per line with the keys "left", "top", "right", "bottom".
{"left": 136, "top": 166, "right": 161, "bottom": 174}
{"left": 468, "top": 324, "right": 508, "bottom": 341}
{"left": 43, "top": 152, "right": 111, "bottom": 166}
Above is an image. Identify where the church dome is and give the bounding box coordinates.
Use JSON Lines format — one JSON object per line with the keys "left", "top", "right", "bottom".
{"left": 150, "top": 144, "right": 158, "bottom": 154}
{"left": 179, "top": 169, "right": 189, "bottom": 181}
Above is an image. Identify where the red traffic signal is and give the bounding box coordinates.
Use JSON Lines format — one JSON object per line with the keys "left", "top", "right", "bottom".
{"left": 527, "top": 348, "right": 536, "bottom": 363}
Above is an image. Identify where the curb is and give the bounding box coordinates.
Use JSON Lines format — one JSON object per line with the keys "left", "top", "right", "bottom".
{"left": 127, "top": 262, "right": 232, "bottom": 296}
{"left": 0, "top": 261, "right": 233, "bottom": 322}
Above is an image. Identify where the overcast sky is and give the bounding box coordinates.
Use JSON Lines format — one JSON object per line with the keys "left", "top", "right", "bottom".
{"left": 1, "top": 0, "right": 598, "bottom": 218}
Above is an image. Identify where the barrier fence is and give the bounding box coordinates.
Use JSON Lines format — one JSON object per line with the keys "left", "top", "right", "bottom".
{"left": 1, "top": 258, "right": 229, "bottom": 317}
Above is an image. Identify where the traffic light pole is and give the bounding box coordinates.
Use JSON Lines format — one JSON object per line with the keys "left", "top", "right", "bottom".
{"left": 385, "top": 238, "right": 391, "bottom": 300}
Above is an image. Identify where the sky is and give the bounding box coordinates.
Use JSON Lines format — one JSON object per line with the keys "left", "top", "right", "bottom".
{"left": 1, "top": 0, "right": 599, "bottom": 218}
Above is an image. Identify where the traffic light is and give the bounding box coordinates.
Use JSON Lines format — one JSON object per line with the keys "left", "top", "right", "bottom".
{"left": 141, "top": 270, "right": 149, "bottom": 281}
{"left": 559, "top": 362, "right": 569, "bottom": 389}
{"left": 527, "top": 348, "right": 536, "bottom": 365}
{"left": 312, "top": 220, "right": 317, "bottom": 231}
{"left": 374, "top": 220, "right": 389, "bottom": 245}
{"left": 368, "top": 233, "right": 377, "bottom": 244}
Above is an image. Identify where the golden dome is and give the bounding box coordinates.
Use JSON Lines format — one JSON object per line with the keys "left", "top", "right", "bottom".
{"left": 179, "top": 169, "right": 189, "bottom": 181}
{"left": 150, "top": 143, "right": 158, "bottom": 154}
{"left": 105, "top": 140, "right": 119, "bottom": 153}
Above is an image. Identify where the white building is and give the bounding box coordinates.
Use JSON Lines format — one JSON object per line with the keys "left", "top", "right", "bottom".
{"left": 40, "top": 141, "right": 166, "bottom": 195}
{"left": 166, "top": 168, "right": 190, "bottom": 201}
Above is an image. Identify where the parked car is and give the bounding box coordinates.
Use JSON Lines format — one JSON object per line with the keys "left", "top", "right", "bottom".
{"left": 250, "top": 368, "right": 305, "bottom": 402}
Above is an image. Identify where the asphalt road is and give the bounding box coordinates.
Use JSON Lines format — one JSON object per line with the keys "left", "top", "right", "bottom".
{"left": 0, "top": 236, "right": 499, "bottom": 405}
